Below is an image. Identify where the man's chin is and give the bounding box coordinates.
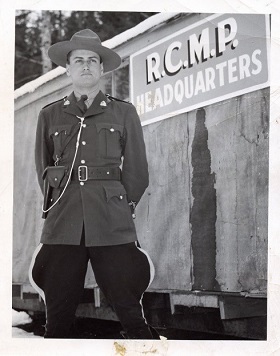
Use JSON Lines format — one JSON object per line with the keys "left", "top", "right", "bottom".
{"left": 78, "top": 78, "right": 97, "bottom": 86}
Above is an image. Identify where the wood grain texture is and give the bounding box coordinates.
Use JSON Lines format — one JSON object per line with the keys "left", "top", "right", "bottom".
{"left": 135, "top": 113, "right": 194, "bottom": 291}
{"left": 206, "top": 88, "right": 269, "bottom": 293}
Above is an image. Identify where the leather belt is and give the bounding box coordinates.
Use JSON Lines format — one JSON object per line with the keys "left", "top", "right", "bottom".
{"left": 72, "top": 166, "right": 121, "bottom": 182}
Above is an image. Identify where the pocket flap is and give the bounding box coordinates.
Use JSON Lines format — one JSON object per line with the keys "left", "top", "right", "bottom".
{"left": 49, "top": 125, "right": 72, "bottom": 137}
{"left": 103, "top": 185, "right": 127, "bottom": 202}
{"left": 95, "top": 122, "right": 124, "bottom": 135}
{"left": 45, "top": 166, "right": 66, "bottom": 188}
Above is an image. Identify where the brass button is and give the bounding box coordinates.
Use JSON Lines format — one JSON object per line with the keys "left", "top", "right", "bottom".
{"left": 82, "top": 124, "right": 87, "bottom": 128}
{"left": 120, "top": 195, "right": 123, "bottom": 200}
{"left": 110, "top": 128, "right": 115, "bottom": 132}
{"left": 81, "top": 160, "right": 85, "bottom": 164}
{"left": 54, "top": 132, "right": 59, "bottom": 136}
{"left": 80, "top": 182, "right": 84, "bottom": 186}
{"left": 82, "top": 141, "right": 86, "bottom": 145}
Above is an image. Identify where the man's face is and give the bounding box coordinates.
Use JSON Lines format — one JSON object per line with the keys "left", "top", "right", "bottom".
{"left": 66, "top": 49, "right": 103, "bottom": 89}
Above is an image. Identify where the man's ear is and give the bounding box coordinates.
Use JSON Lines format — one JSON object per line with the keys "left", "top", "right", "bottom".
{"left": 66, "top": 63, "right": 70, "bottom": 76}
{"left": 100, "top": 63, "right": 104, "bottom": 75}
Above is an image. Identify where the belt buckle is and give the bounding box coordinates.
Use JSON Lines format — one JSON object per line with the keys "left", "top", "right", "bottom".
{"left": 78, "top": 165, "right": 88, "bottom": 181}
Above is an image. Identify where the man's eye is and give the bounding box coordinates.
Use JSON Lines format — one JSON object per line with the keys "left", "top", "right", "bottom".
{"left": 75, "top": 59, "right": 82, "bottom": 63}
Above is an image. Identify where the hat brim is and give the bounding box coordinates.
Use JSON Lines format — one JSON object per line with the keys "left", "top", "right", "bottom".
{"left": 48, "top": 41, "right": 121, "bottom": 72}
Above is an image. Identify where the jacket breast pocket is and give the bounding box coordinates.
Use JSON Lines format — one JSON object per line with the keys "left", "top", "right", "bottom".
{"left": 103, "top": 185, "right": 134, "bottom": 232}
{"left": 95, "top": 123, "right": 124, "bottom": 159}
{"left": 49, "top": 125, "right": 73, "bottom": 159}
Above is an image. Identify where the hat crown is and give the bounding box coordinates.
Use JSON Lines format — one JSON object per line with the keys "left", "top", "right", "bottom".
{"left": 71, "top": 29, "right": 102, "bottom": 44}
{"left": 48, "top": 28, "right": 121, "bottom": 71}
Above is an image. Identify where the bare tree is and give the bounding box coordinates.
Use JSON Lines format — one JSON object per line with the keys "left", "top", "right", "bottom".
{"left": 15, "top": 10, "right": 157, "bottom": 88}
{"left": 41, "top": 10, "right": 52, "bottom": 74}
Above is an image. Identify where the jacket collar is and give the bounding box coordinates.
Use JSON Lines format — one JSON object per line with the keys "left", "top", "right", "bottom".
{"left": 63, "top": 91, "right": 108, "bottom": 118}
{"left": 84, "top": 91, "right": 108, "bottom": 117}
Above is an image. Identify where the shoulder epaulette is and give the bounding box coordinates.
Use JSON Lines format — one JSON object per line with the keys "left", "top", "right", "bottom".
{"left": 42, "top": 96, "right": 67, "bottom": 109}
{"left": 105, "top": 94, "right": 132, "bottom": 105}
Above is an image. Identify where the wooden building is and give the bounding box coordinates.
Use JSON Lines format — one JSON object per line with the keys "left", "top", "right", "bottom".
{"left": 13, "top": 12, "right": 269, "bottom": 339}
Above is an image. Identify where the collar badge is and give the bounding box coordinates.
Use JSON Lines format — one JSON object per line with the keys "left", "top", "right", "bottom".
{"left": 64, "top": 99, "right": 70, "bottom": 106}
{"left": 100, "top": 100, "right": 107, "bottom": 107}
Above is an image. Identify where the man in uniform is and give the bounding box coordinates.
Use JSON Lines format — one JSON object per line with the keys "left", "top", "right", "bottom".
{"left": 29, "top": 29, "right": 157, "bottom": 339}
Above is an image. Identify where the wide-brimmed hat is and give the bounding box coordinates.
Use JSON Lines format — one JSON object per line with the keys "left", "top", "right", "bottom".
{"left": 48, "top": 29, "right": 121, "bottom": 72}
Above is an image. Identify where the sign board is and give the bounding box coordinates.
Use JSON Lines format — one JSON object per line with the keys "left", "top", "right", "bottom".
{"left": 130, "top": 13, "right": 270, "bottom": 125}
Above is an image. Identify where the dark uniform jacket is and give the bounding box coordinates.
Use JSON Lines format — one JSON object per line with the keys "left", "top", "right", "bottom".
{"left": 35, "top": 91, "right": 149, "bottom": 247}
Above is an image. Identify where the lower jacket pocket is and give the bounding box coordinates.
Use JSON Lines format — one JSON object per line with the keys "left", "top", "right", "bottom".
{"left": 103, "top": 185, "right": 134, "bottom": 232}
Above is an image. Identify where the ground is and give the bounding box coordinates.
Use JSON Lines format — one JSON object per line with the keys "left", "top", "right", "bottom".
{"left": 12, "top": 309, "right": 249, "bottom": 340}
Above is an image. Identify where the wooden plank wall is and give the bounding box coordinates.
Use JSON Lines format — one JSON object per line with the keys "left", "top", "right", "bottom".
{"left": 136, "top": 88, "right": 269, "bottom": 294}
{"left": 207, "top": 89, "right": 269, "bottom": 293}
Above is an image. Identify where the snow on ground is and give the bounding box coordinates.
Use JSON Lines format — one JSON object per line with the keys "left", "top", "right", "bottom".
{"left": 12, "top": 327, "right": 42, "bottom": 338}
{"left": 12, "top": 309, "right": 42, "bottom": 338}
{"left": 12, "top": 309, "right": 32, "bottom": 326}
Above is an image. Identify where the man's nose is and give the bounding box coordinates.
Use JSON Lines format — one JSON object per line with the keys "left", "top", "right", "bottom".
{"left": 83, "top": 61, "right": 90, "bottom": 70}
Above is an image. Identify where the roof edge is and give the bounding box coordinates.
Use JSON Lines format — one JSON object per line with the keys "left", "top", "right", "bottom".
{"left": 14, "top": 12, "right": 181, "bottom": 100}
